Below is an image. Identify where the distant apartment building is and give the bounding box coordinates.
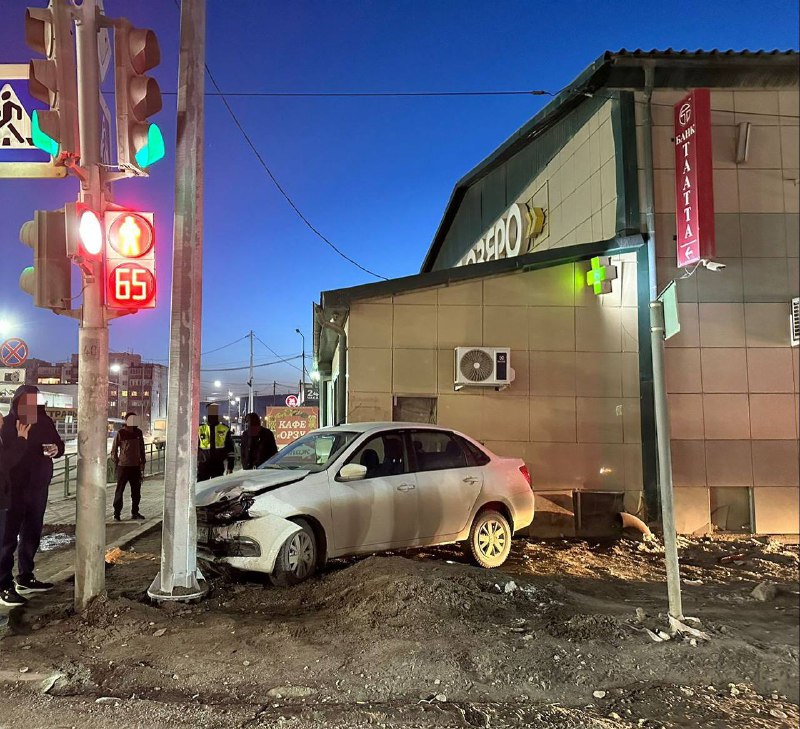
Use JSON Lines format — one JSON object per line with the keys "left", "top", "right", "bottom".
{"left": 25, "top": 352, "right": 168, "bottom": 434}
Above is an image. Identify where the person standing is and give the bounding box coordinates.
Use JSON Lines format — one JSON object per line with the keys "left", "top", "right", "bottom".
{"left": 197, "top": 403, "right": 234, "bottom": 481}
{"left": 111, "top": 412, "right": 147, "bottom": 521}
{"left": 0, "top": 386, "right": 64, "bottom": 606}
{"left": 240, "top": 413, "right": 278, "bottom": 470}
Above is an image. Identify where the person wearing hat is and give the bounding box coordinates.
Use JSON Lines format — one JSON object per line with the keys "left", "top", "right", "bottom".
{"left": 198, "top": 403, "right": 235, "bottom": 481}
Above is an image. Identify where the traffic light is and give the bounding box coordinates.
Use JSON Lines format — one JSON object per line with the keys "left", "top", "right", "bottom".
{"left": 104, "top": 211, "right": 156, "bottom": 310}
{"left": 65, "top": 202, "right": 103, "bottom": 260}
{"left": 19, "top": 209, "right": 72, "bottom": 310}
{"left": 25, "top": 1, "right": 79, "bottom": 162}
{"left": 114, "top": 20, "right": 164, "bottom": 174}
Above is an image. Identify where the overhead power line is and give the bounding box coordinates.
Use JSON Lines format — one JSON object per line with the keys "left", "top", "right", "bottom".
{"left": 163, "top": 89, "right": 556, "bottom": 98}
{"left": 254, "top": 333, "right": 302, "bottom": 372}
{"left": 201, "top": 355, "right": 303, "bottom": 373}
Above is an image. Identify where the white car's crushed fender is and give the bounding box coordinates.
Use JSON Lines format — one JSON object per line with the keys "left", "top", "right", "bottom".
{"left": 208, "top": 512, "right": 302, "bottom": 574}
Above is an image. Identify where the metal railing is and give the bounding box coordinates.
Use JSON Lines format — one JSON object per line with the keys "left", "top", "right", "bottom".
{"left": 55, "top": 442, "right": 167, "bottom": 498}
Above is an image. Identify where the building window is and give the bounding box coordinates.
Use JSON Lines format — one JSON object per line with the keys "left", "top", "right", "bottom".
{"left": 121, "top": 390, "right": 128, "bottom": 397}
{"left": 143, "top": 390, "right": 150, "bottom": 396}
{"left": 131, "top": 391, "right": 138, "bottom": 397}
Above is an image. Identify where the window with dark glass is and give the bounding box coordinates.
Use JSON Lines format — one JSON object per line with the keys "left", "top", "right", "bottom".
{"left": 410, "top": 430, "right": 468, "bottom": 472}
{"left": 347, "top": 432, "right": 408, "bottom": 479}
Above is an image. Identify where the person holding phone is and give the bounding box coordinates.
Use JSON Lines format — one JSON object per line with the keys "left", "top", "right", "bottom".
{"left": 0, "top": 386, "right": 64, "bottom": 606}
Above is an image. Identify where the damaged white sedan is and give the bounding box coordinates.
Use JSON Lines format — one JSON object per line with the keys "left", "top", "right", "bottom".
{"left": 196, "top": 422, "right": 534, "bottom": 586}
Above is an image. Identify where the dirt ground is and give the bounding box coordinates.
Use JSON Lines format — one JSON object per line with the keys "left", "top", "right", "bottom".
{"left": 0, "top": 530, "right": 797, "bottom": 729}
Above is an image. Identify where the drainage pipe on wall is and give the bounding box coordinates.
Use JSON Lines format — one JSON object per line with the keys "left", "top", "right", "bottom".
{"left": 314, "top": 304, "right": 347, "bottom": 425}
{"left": 641, "top": 63, "right": 659, "bottom": 301}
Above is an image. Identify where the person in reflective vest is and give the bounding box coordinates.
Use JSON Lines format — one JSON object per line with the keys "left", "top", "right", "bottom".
{"left": 198, "top": 403, "right": 235, "bottom": 481}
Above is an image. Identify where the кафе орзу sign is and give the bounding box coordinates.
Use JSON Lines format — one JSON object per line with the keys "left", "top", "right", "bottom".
{"left": 455, "top": 200, "right": 545, "bottom": 267}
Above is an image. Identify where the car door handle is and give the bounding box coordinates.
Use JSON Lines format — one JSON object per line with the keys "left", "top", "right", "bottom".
{"left": 462, "top": 476, "right": 479, "bottom": 484}
{"left": 397, "top": 483, "right": 416, "bottom": 492}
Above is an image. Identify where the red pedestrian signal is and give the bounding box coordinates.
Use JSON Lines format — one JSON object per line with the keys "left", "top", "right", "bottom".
{"left": 104, "top": 211, "right": 156, "bottom": 310}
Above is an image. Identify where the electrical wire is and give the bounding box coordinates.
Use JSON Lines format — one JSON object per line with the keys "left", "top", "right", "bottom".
{"left": 201, "top": 355, "right": 303, "bottom": 373}
{"left": 253, "top": 333, "right": 303, "bottom": 372}
{"left": 162, "top": 89, "right": 556, "bottom": 98}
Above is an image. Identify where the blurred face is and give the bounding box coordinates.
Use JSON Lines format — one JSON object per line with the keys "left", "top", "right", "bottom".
{"left": 18, "top": 393, "right": 38, "bottom": 425}
{"left": 126, "top": 415, "right": 139, "bottom": 428}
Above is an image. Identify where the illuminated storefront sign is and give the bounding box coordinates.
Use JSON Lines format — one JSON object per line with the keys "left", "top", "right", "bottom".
{"left": 455, "top": 202, "right": 545, "bottom": 267}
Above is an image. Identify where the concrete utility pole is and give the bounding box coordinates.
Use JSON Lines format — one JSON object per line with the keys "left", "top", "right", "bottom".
{"left": 296, "top": 328, "right": 306, "bottom": 402}
{"left": 248, "top": 330, "right": 254, "bottom": 414}
{"left": 148, "top": 0, "right": 207, "bottom": 601}
{"left": 650, "top": 300, "right": 683, "bottom": 622}
{"left": 74, "top": 0, "right": 109, "bottom": 612}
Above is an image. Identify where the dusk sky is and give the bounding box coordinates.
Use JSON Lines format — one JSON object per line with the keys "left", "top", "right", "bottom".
{"left": 1, "top": 0, "right": 797, "bottom": 399}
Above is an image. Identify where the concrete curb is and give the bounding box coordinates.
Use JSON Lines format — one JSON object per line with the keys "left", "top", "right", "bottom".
{"left": 45, "top": 517, "right": 163, "bottom": 585}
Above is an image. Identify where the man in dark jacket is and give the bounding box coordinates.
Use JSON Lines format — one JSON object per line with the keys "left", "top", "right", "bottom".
{"left": 0, "top": 410, "right": 31, "bottom": 613}
{"left": 240, "top": 413, "right": 278, "bottom": 470}
{"left": 0, "top": 385, "right": 64, "bottom": 607}
{"left": 111, "top": 412, "right": 146, "bottom": 521}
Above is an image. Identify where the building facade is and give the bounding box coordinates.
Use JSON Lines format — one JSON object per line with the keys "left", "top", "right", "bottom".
{"left": 313, "top": 50, "right": 799, "bottom": 537}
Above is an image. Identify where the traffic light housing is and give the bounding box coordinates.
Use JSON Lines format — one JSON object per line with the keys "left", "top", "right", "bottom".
{"left": 19, "top": 209, "right": 72, "bottom": 310}
{"left": 25, "top": 1, "right": 79, "bottom": 162}
{"left": 114, "top": 20, "right": 164, "bottom": 174}
{"left": 104, "top": 211, "right": 156, "bottom": 310}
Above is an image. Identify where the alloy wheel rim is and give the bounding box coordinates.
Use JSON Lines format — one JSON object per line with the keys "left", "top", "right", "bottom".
{"left": 477, "top": 519, "right": 507, "bottom": 559}
{"left": 287, "top": 532, "right": 315, "bottom": 578}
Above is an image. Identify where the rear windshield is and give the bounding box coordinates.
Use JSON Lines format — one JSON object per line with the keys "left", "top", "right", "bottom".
{"left": 260, "top": 431, "right": 358, "bottom": 473}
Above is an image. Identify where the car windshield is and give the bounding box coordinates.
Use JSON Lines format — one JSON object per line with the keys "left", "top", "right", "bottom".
{"left": 259, "top": 430, "right": 359, "bottom": 473}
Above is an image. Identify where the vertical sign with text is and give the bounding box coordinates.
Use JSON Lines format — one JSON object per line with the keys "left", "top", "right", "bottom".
{"left": 674, "top": 89, "right": 715, "bottom": 268}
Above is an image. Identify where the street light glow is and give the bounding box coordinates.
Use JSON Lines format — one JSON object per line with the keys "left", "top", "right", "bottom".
{"left": 213, "top": 380, "right": 222, "bottom": 388}
{"left": 0, "top": 317, "right": 13, "bottom": 339}
{"left": 110, "top": 363, "right": 121, "bottom": 373}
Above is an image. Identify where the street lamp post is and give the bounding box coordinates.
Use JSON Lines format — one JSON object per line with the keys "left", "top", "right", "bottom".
{"left": 110, "top": 364, "right": 121, "bottom": 419}
{"left": 295, "top": 328, "right": 306, "bottom": 402}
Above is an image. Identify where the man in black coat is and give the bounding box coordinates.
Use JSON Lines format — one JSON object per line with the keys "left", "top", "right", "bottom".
{"left": 240, "top": 413, "right": 278, "bottom": 470}
{"left": 0, "top": 385, "right": 64, "bottom": 607}
{"left": 111, "top": 412, "right": 147, "bottom": 521}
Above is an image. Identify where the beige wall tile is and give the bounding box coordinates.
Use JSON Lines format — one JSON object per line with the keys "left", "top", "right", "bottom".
{"left": 740, "top": 213, "right": 788, "bottom": 257}
{"left": 621, "top": 307, "right": 639, "bottom": 353}
{"left": 529, "top": 306, "right": 575, "bottom": 351}
{"left": 744, "top": 125, "right": 783, "bottom": 168}
{"left": 705, "top": 441, "right": 753, "bottom": 487}
{"left": 713, "top": 169, "right": 740, "bottom": 214}
{"left": 700, "top": 348, "right": 748, "bottom": 393}
{"left": 734, "top": 90, "right": 781, "bottom": 125}
{"left": 745, "top": 303, "right": 793, "bottom": 347}
{"left": 654, "top": 168, "right": 675, "bottom": 214}
{"left": 674, "top": 488, "right": 711, "bottom": 535}
{"left": 483, "top": 441, "right": 526, "bottom": 460}
{"left": 576, "top": 397, "right": 624, "bottom": 443}
{"left": 711, "top": 124, "right": 737, "bottom": 169}
{"left": 794, "top": 348, "right": 800, "bottom": 393}
{"left": 623, "top": 398, "right": 641, "bottom": 444}
{"left": 696, "top": 259, "right": 744, "bottom": 303}
{"left": 699, "top": 303, "right": 746, "bottom": 347}
{"left": 622, "top": 352, "right": 640, "bottom": 398}
{"left": 505, "top": 351, "right": 530, "bottom": 396}
{"left": 620, "top": 262, "right": 638, "bottom": 308}
{"left": 349, "top": 303, "right": 393, "bottom": 349}
{"left": 601, "top": 201, "right": 617, "bottom": 237}
{"left": 393, "top": 289, "right": 438, "bottom": 306}
{"left": 392, "top": 349, "right": 436, "bottom": 394}
{"left": 665, "top": 348, "right": 702, "bottom": 393}
{"left": 671, "top": 440, "right": 708, "bottom": 488}
{"left": 531, "top": 351, "right": 577, "bottom": 396}
{"left": 530, "top": 396, "right": 576, "bottom": 442}
{"left": 576, "top": 306, "right": 622, "bottom": 352}
{"left": 393, "top": 304, "right": 437, "bottom": 348}
{"left": 703, "top": 393, "right": 751, "bottom": 439}
{"left": 623, "top": 444, "right": 644, "bottom": 491}
{"left": 437, "top": 280, "right": 483, "bottom": 306}
{"left": 781, "top": 127, "right": 800, "bottom": 169}
{"left": 743, "top": 258, "right": 792, "bottom": 302}
{"left": 528, "top": 442, "right": 581, "bottom": 490}
{"left": 716, "top": 213, "right": 742, "bottom": 257}
{"left": 779, "top": 90, "right": 800, "bottom": 121}
{"left": 575, "top": 352, "right": 623, "bottom": 397}
{"left": 668, "top": 393, "right": 705, "bottom": 440}
{"left": 787, "top": 215, "right": 799, "bottom": 257}
{"left": 655, "top": 213, "right": 678, "bottom": 257}
{"left": 598, "top": 119, "right": 614, "bottom": 165}
{"left": 436, "top": 348, "right": 455, "bottom": 393}
{"left": 752, "top": 440, "right": 800, "bottom": 488}
{"left": 784, "top": 172, "right": 799, "bottom": 215}
{"left": 347, "top": 392, "right": 392, "bottom": 423}
{"left": 651, "top": 125, "right": 675, "bottom": 169}
{"left": 658, "top": 258, "right": 698, "bottom": 303}
{"left": 437, "top": 305, "right": 482, "bottom": 349}
{"left": 437, "top": 393, "right": 485, "bottom": 440}
{"left": 753, "top": 488, "right": 800, "bottom": 534}
{"left": 590, "top": 172, "right": 602, "bottom": 216}
{"left": 750, "top": 394, "right": 798, "bottom": 439}
{"left": 738, "top": 169, "right": 785, "bottom": 213}
{"left": 483, "top": 306, "right": 528, "bottom": 350}
{"left": 348, "top": 348, "right": 392, "bottom": 393}
{"left": 747, "top": 348, "right": 795, "bottom": 393}
{"left": 528, "top": 264, "right": 577, "bottom": 307}
{"left": 574, "top": 444, "right": 626, "bottom": 490}
{"left": 483, "top": 395, "right": 529, "bottom": 442}
{"left": 666, "top": 304, "right": 700, "bottom": 348}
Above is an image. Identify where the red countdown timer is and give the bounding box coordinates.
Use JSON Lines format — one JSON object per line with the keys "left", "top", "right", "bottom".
{"left": 104, "top": 212, "right": 157, "bottom": 310}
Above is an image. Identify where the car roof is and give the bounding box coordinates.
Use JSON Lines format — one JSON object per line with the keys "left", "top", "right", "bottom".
{"left": 320, "top": 422, "right": 455, "bottom": 435}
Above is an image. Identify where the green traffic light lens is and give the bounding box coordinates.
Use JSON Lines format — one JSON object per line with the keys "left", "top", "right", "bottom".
{"left": 134, "top": 123, "right": 165, "bottom": 168}
{"left": 31, "top": 110, "right": 59, "bottom": 157}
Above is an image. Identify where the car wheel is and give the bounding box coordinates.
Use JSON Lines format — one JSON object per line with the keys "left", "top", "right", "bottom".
{"left": 468, "top": 509, "right": 511, "bottom": 569}
{"left": 270, "top": 519, "right": 318, "bottom": 587}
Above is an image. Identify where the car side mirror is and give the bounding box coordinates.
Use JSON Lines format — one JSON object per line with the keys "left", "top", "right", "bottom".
{"left": 338, "top": 463, "right": 368, "bottom": 482}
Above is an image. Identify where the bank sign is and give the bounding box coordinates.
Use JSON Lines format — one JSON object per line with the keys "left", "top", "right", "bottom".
{"left": 455, "top": 201, "right": 545, "bottom": 267}
{"left": 674, "top": 89, "right": 715, "bottom": 268}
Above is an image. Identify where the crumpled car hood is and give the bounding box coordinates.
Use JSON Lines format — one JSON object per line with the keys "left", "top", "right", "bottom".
{"left": 195, "top": 469, "right": 310, "bottom": 507}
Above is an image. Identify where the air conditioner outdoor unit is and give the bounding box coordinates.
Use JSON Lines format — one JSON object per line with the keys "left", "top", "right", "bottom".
{"left": 454, "top": 347, "right": 515, "bottom": 389}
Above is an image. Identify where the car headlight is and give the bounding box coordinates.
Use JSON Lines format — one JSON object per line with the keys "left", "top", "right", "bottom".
{"left": 207, "top": 495, "right": 254, "bottom": 524}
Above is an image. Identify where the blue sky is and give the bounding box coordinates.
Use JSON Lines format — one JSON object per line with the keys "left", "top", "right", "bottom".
{"left": 0, "top": 0, "right": 797, "bottom": 398}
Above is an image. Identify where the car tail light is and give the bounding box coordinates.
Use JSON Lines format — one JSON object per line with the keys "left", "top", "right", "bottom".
{"left": 519, "top": 464, "right": 532, "bottom": 488}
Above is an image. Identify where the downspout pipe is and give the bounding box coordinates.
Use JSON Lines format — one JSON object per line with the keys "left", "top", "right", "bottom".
{"left": 314, "top": 304, "right": 347, "bottom": 425}
{"left": 641, "top": 64, "right": 659, "bottom": 301}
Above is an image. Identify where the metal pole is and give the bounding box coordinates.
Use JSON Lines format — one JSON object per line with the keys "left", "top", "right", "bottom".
{"left": 148, "top": 0, "right": 207, "bottom": 601}
{"left": 74, "top": 0, "right": 109, "bottom": 612}
{"left": 248, "top": 330, "right": 254, "bottom": 414}
{"left": 650, "top": 300, "right": 684, "bottom": 622}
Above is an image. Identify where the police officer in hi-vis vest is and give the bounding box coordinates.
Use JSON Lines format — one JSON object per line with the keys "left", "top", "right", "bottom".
{"left": 197, "top": 403, "right": 235, "bottom": 481}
